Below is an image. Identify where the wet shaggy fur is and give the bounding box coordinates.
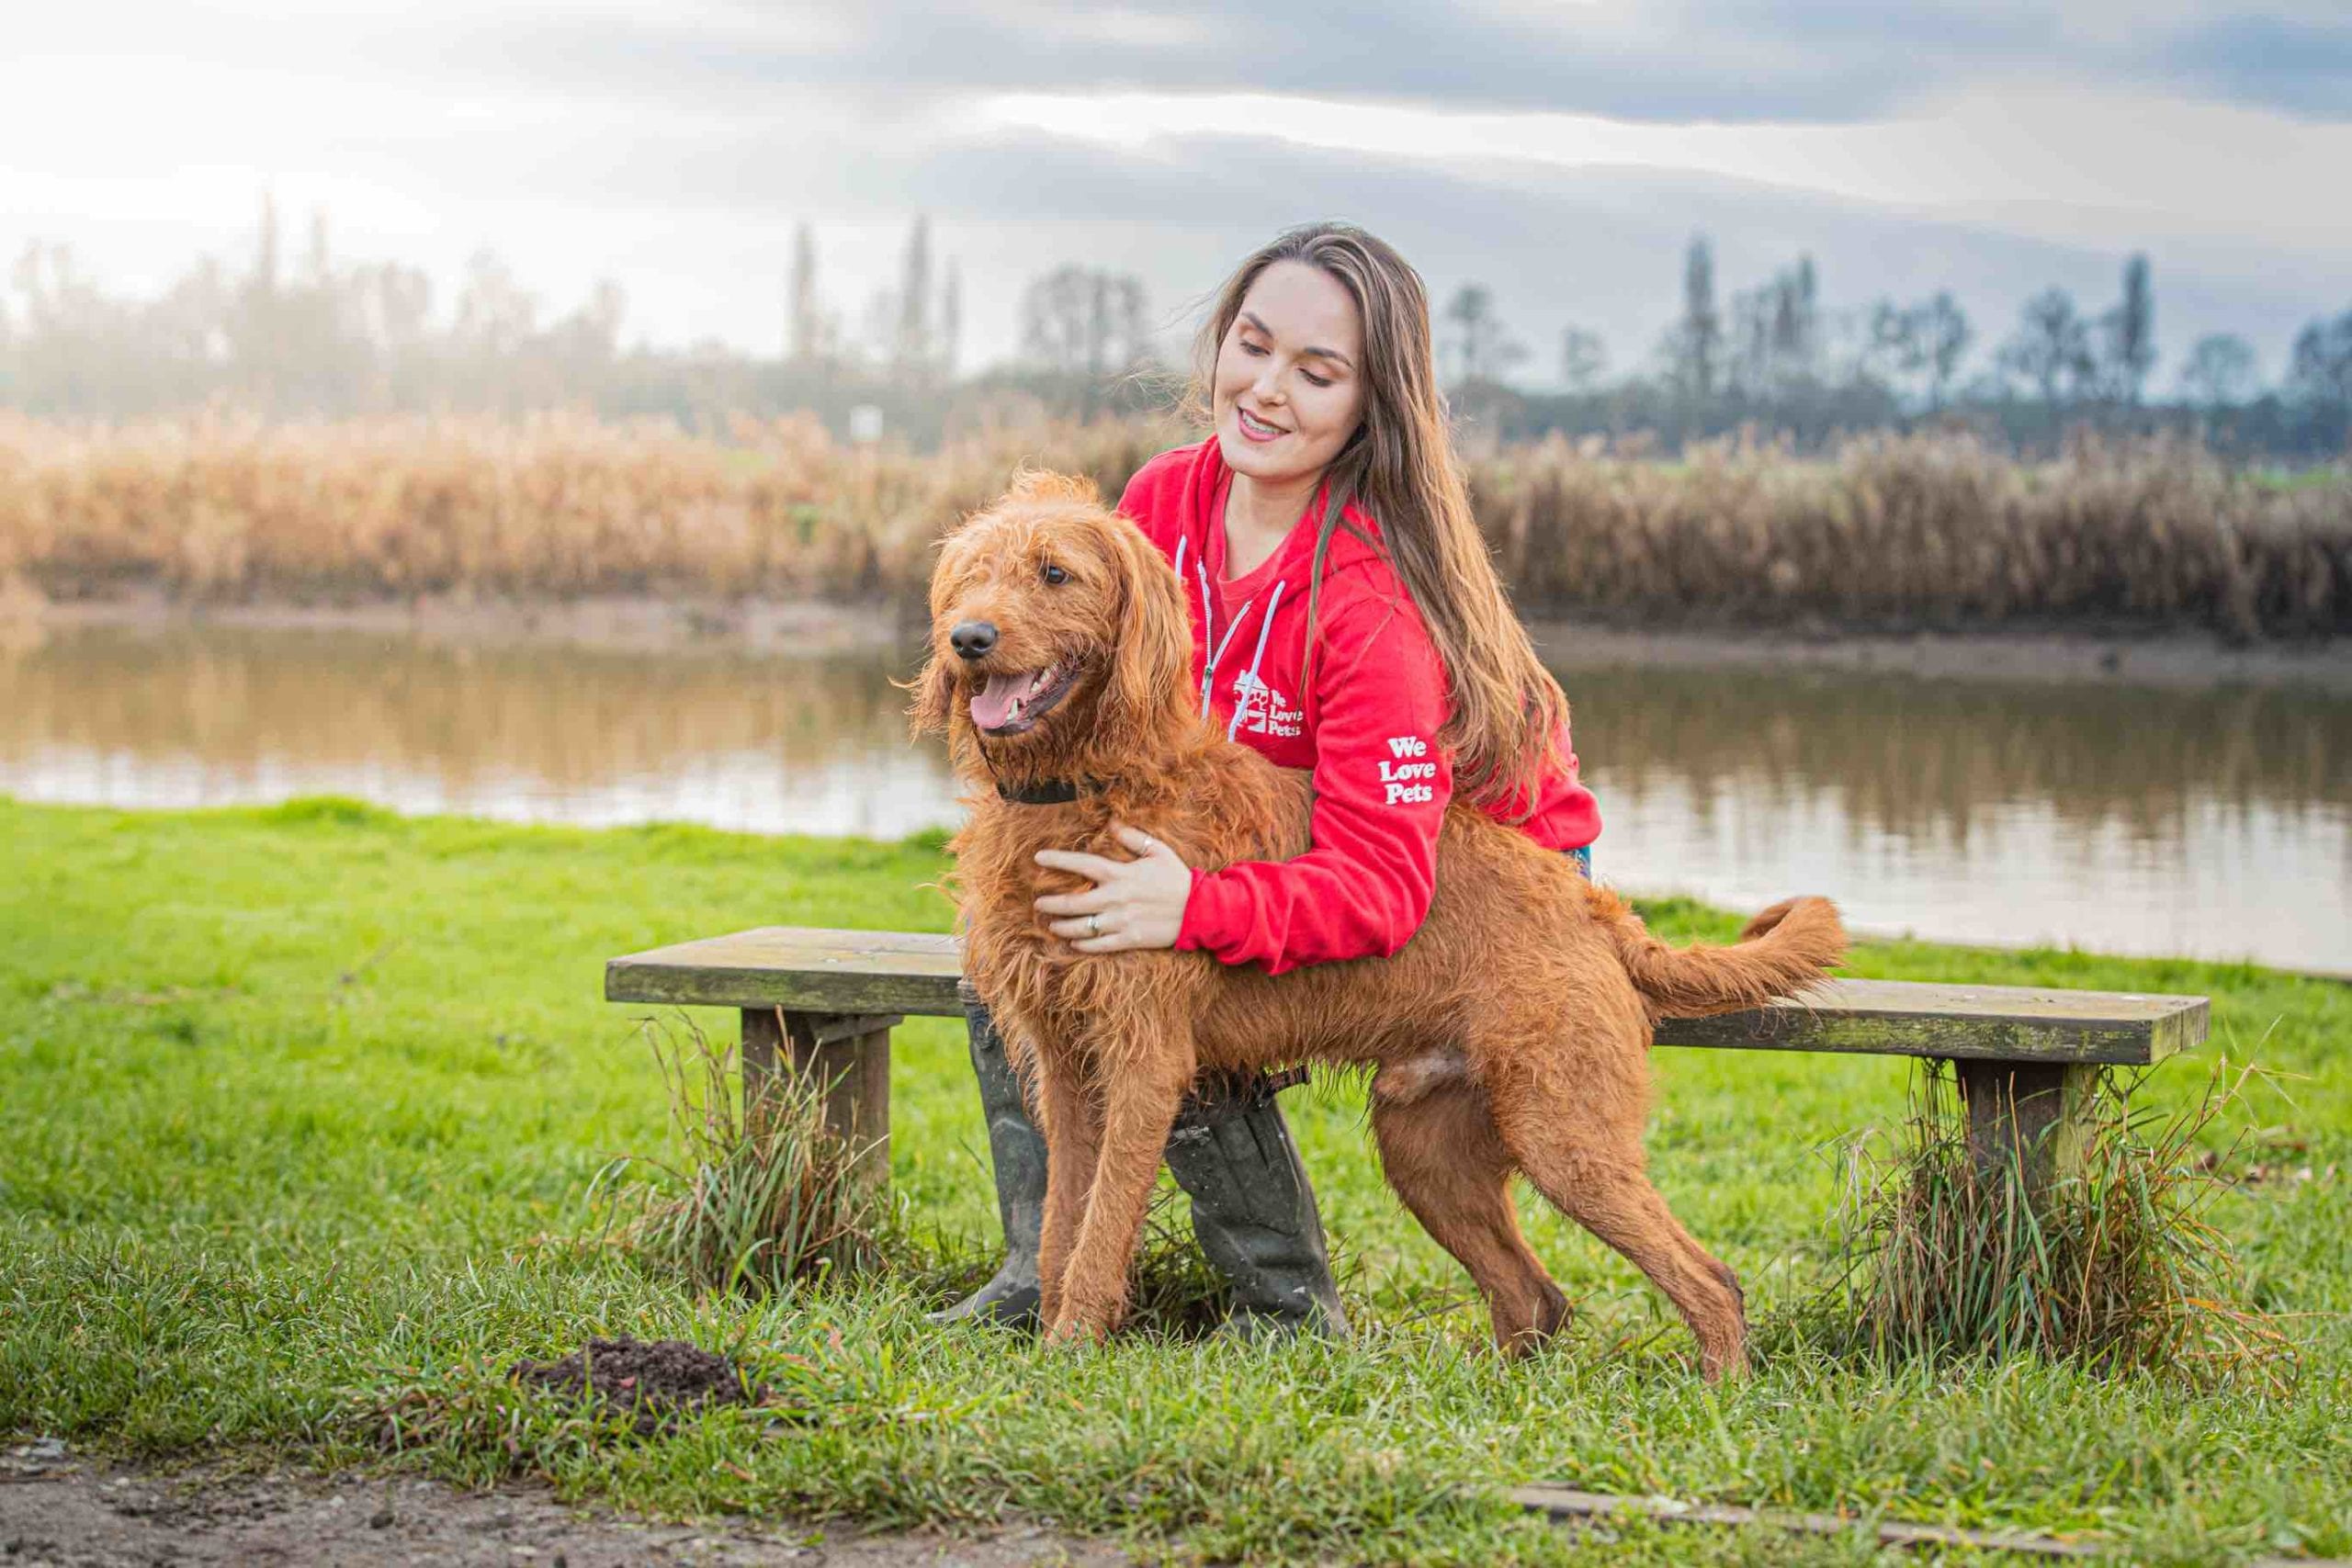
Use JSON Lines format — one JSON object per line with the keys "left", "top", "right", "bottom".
{"left": 912, "top": 472, "right": 1848, "bottom": 1379}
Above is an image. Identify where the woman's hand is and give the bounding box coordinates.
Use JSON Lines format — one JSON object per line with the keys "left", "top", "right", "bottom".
{"left": 1034, "top": 824, "right": 1193, "bottom": 953}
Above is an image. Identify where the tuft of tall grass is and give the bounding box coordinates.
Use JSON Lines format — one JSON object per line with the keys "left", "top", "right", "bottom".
{"left": 593, "top": 1013, "right": 1245, "bottom": 1328}
{"left": 1804, "top": 1059, "right": 2292, "bottom": 1388}
{"left": 592, "top": 1014, "right": 883, "bottom": 1295}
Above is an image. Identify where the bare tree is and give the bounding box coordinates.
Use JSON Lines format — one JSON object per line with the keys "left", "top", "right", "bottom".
{"left": 1558, "top": 325, "right": 1607, "bottom": 392}
{"left": 1917, "top": 291, "right": 1972, "bottom": 410}
{"left": 2098, "top": 253, "right": 2157, "bottom": 405}
{"left": 787, "top": 222, "right": 820, "bottom": 363}
{"left": 548, "top": 278, "right": 627, "bottom": 364}
{"left": 1868, "top": 291, "right": 1972, "bottom": 409}
{"left": 1775, "top": 254, "right": 1819, "bottom": 371}
{"left": 2178, "top": 333, "right": 2257, "bottom": 412}
{"left": 938, "top": 259, "right": 962, "bottom": 380}
{"left": 253, "top": 190, "right": 280, "bottom": 298}
{"left": 452, "top": 251, "right": 538, "bottom": 358}
{"left": 1664, "top": 234, "right": 1722, "bottom": 400}
{"left": 1997, "top": 288, "right": 2097, "bottom": 411}
{"left": 1867, "top": 299, "right": 1927, "bottom": 399}
{"left": 894, "top": 216, "right": 933, "bottom": 383}
{"left": 2288, "top": 309, "right": 2352, "bottom": 410}
{"left": 1440, "top": 283, "right": 1524, "bottom": 385}
{"left": 1018, "top": 265, "right": 1148, "bottom": 377}
{"left": 1729, "top": 254, "right": 1822, "bottom": 396}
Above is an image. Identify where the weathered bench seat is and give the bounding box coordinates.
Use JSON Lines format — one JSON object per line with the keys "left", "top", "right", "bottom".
{"left": 605, "top": 925, "right": 2207, "bottom": 1198}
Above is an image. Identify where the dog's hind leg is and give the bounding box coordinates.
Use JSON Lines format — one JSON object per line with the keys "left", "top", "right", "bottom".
{"left": 1047, "top": 1018, "right": 1195, "bottom": 1345}
{"left": 1488, "top": 1047, "right": 1749, "bottom": 1381}
{"left": 1371, "top": 1082, "right": 1567, "bottom": 1355}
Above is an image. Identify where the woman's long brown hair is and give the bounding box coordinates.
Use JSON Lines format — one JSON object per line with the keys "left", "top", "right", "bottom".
{"left": 1189, "top": 221, "right": 1568, "bottom": 809}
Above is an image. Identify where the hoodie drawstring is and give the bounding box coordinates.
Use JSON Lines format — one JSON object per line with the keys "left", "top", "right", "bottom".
{"left": 1228, "top": 578, "right": 1285, "bottom": 741}
{"left": 1178, "top": 528, "right": 1287, "bottom": 737}
{"left": 1196, "top": 553, "right": 1253, "bottom": 714}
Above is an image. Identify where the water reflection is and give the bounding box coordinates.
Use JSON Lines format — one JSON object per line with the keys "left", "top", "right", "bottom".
{"left": 0, "top": 623, "right": 958, "bottom": 840}
{"left": 1554, "top": 660, "right": 2348, "bottom": 973}
{"left": 2, "top": 621, "right": 2345, "bottom": 971}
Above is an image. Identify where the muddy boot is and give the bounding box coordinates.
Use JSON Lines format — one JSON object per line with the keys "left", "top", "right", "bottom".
{"left": 1165, "top": 1071, "right": 1350, "bottom": 1342}
{"left": 927, "top": 984, "right": 1046, "bottom": 1327}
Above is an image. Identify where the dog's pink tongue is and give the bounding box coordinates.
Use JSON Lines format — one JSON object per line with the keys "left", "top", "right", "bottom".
{"left": 969, "top": 672, "right": 1028, "bottom": 730}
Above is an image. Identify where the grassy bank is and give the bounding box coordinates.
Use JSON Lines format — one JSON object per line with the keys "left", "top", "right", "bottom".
{"left": 4, "top": 412, "right": 2346, "bottom": 641}
{"left": 2, "top": 798, "right": 2347, "bottom": 1563}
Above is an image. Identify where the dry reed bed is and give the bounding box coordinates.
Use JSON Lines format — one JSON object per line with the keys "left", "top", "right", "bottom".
{"left": 1487, "top": 434, "right": 2349, "bottom": 640}
{"left": 0, "top": 412, "right": 1173, "bottom": 605}
{"left": 1, "top": 413, "right": 2344, "bottom": 638}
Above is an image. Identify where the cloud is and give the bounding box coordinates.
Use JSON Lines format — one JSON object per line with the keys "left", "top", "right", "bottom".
{"left": 412, "top": 1, "right": 2018, "bottom": 123}
{"left": 24, "top": 1, "right": 2345, "bottom": 127}
{"left": 2, "top": 1, "right": 2346, "bottom": 377}
{"left": 379, "top": 1, "right": 2352, "bottom": 126}
{"left": 2152, "top": 15, "right": 2352, "bottom": 119}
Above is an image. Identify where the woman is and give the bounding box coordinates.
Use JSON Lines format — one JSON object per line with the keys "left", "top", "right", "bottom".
{"left": 935, "top": 222, "right": 1600, "bottom": 1337}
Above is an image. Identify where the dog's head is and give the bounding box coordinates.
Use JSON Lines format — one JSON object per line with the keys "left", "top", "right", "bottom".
{"left": 910, "top": 469, "right": 1197, "bottom": 780}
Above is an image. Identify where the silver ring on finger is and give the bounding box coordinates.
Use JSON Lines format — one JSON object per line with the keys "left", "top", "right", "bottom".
{"left": 1088, "top": 914, "right": 1101, "bottom": 938}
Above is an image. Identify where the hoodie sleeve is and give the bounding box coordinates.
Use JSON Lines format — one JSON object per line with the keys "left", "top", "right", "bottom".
{"left": 1176, "top": 590, "right": 1453, "bottom": 975}
{"left": 1478, "top": 717, "right": 1603, "bottom": 852}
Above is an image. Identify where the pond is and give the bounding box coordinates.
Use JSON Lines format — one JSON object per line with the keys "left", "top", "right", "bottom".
{"left": 4, "top": 619, "right": 2346, "bottom": 974}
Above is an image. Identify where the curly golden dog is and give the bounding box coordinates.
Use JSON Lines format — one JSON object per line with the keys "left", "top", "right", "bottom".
{"left": 912, "top": 472, "right": 1846, "bottom": 1379}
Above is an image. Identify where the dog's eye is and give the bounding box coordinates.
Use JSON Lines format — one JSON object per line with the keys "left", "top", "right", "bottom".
{"left": 1041, "top": 563, "right": 1069, "bottom": 586}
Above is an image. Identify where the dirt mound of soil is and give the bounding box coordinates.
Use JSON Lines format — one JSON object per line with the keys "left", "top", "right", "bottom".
{"left": 510, "top": 1337, "right": 755, "bottom": 1434}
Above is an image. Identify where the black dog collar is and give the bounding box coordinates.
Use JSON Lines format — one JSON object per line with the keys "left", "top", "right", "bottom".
{"left": 995, "top": 777, "right": 1101, "bottom": 805}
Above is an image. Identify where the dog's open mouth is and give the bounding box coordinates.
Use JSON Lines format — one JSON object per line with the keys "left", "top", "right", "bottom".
{"left": 969, "top": 661, "right": 1078, "bottom": 736}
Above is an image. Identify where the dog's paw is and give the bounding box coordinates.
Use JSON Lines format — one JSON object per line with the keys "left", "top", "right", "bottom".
{"left": 1043, "top": 1313, "right": 1111, "bottom": 1349}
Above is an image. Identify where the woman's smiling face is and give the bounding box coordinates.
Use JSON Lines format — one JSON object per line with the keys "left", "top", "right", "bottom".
{"left": 1211, "top": 260, "right": 1367, "bottom": 490}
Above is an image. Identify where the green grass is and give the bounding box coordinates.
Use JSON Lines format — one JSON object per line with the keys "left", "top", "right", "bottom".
{"left": 2, "top": 797, "right": 2346, "bottom": 1564}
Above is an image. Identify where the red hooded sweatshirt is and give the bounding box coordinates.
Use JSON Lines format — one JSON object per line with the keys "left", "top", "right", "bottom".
{"left": 1116, "top": 439, "right": 1601, "bottom": 975}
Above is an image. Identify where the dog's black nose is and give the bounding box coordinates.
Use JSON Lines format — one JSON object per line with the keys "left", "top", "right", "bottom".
{"left": 950, "top": 620, "right": 998, "bottom": 660}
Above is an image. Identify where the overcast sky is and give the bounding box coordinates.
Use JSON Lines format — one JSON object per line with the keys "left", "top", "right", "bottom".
{"left": 6, "top": 2, "right": 2348, "bottom": 389}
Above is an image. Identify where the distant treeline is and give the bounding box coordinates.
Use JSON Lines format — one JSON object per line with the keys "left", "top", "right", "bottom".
{"left": 0, "top": 206, "right": 1173, "bottom": 446}
{"left": 4, "top": 412, "right": 2343, "bottom": 643}
{"left": 4, "top": 205, "right": 2349, "bottom": 461}
{"left": 1448, "top": 243, "right": 2351, "bottom": 462}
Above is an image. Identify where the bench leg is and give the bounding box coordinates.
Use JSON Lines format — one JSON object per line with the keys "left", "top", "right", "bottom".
{"left": 1951, "top": 1059, "right": 2098, "bottom": 1203}
{"left": 740, "top": 1007, "right": 899, "bottom": 1191}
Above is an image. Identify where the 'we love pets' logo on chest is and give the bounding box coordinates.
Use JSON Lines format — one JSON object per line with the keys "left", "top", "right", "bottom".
{"left": 1229, "top": 671, "right": 1303, "bottom": 739}
{"left": 1379, "top": 735, "right": 1437, "bottom": 805}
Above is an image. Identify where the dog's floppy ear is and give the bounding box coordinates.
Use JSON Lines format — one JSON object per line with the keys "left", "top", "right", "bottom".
{"left": 1098, "top": 513, "right": 1195, "bottom": 739}
{"left": 906, "top": 650, "right": 956, "bottom": 738}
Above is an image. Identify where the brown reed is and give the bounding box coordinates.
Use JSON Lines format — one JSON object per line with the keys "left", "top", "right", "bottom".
{"left": 1484, "top": 430, "right": 2349, "bottom": 641}
{"left": 2, "top": 412, "right": 2343, "bottom": 638}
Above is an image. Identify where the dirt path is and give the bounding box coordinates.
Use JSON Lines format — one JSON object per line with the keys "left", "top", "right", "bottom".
{"left": 0, "top": 1442, "right": 1130, "bottom": 1567}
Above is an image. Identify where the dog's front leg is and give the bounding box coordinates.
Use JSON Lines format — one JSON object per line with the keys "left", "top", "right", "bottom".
{"left": 1046, "top": 1016, "right": 1194, "bottom": 1346}
{"left": 1031, "top": 1043, "right": 1102, "bottom": 1332}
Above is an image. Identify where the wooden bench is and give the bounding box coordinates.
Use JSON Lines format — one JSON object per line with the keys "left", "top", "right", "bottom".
{"left": 605, "top": 926, "right": 2208, "bottom": 1202}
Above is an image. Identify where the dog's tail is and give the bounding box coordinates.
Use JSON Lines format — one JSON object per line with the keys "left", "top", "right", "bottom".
{"left": 1588, "top": 886, "right": 1847, "bottom": 1019}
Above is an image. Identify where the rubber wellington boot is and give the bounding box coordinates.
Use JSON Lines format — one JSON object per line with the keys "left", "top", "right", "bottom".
{"left": 927, "top": 985, "right": 1046, "bottom": 1326}
{"left": 1164, "top": 1072, "right": 1351, "bottom": 1341}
